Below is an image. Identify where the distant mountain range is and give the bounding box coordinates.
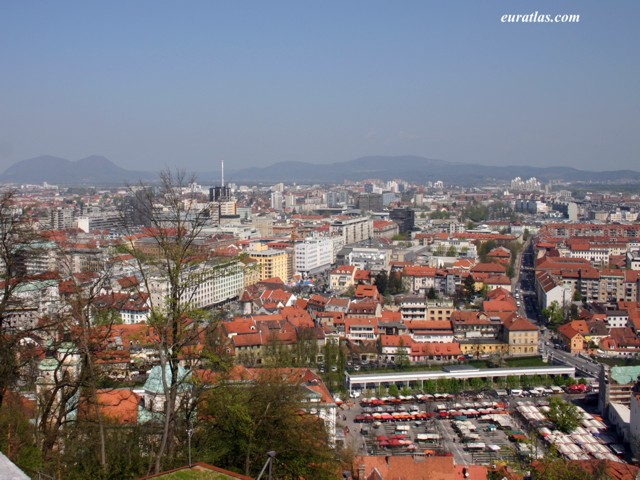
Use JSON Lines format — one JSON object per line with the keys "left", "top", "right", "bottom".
{"left": 0, "top": 155, "right": 155, "bottom": 185}
{"left": 2, "top": 154, "right": 640, "bottom": 186}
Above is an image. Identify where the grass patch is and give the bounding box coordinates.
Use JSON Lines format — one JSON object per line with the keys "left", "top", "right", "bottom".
{"left": 153, "top": 468, "right": 245, "bottom": 480}
{"left": 598, "top": 357, "right": 640, "bottom": 368}
{"left": 505, "top": 356, "right": 547, "bottom": 367}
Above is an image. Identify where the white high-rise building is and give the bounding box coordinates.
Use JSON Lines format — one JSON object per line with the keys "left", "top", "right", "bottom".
{"left": 148, "top": 261, "right": 244, "bottom": 310}
{"left": 294, "top": 237, "right": 334, "bottom": 276}
{"left": 271, "top": 192, "right": 283, "bottom": 211}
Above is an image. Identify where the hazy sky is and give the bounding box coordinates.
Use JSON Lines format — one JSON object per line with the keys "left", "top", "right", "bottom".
{"left": 1, "top": 1, "right": 638, "bottom": 173}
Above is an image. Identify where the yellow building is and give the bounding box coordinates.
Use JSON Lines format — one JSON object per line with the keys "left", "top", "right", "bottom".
{"left": 241, "top": 258, "right": 261, "bottom": 287}
{"left": 501, "top": 316, "right": 539, "bottom": 356}
{"left": 248, "top": 244, "right": 289, "bottom": 282}
{"left": 459, "top": 339, "right": 509, "bottom": 358}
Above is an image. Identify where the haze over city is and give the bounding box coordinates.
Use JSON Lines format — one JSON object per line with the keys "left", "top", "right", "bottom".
{"left": 1, "top": 0, "right": 638, "bottom": 174}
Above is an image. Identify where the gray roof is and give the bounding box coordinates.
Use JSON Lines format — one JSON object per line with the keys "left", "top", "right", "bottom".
{"left": 0, "top": 451, "right": 30, "bottom": 480}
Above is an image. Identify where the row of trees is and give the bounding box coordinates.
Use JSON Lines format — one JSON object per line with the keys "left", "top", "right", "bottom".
{"left": 365, "top": 374, "right": 585, "bottom": 397}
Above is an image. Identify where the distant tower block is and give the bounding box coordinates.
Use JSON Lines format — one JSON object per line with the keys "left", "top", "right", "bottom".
{"left": 209, "top": 160, "right": 231, "bottom": 201}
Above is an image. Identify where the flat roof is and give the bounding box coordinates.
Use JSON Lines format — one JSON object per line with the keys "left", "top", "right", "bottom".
{"left": 442, "top": 365, "right": 479, "bottom": 372}
{"left": 346, "top": 365, "right": 575, "bottom": 388}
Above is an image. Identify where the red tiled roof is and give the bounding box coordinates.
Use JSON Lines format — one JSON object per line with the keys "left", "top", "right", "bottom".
{"left": 92, "top": 389, "right": 140, "bottom": 425}
{"left": 502, "top": 316, "right": 538, "bottom": 331}
{"left": 471, "top": 262, "right": 507, "bottom": 274}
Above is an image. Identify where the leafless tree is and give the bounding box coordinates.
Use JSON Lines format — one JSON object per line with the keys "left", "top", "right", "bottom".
{"left": 0, "top": 189, "right": 54, "bottom": 408}
{"left": 120, "top": 170, "right": 241, "bottom": 473}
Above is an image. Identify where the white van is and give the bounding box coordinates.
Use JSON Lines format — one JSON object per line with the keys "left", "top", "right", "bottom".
{"left": 510, "top": 389, "right": 523, "bottom": 397}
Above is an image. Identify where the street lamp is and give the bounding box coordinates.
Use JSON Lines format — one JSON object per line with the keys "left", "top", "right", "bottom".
{"left": 187, "top": 427, "right": 194, "bottom": 466}
{"left": 256, "top": 451, "right": 276, "bottom": 480}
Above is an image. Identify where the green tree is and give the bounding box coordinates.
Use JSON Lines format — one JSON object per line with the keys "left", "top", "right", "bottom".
{"left": 375, "top": 270, "right": 388, "bottom": 295}
{"left": 542, "top": 301, "right": 566, "bottom": 329}
{"left": 463, "top": 203, "right": 490, "bottom": 223}
{"left": 534, "top": 456, "right": 612, "bottom": 480}
{"left": 388, "top": 271, "right": 405, "bottom": 295}
{"left": 424, "top": 380, "right": 436, "bottom": 395}
{"left": 388, "top": 383, "right": 399, "bottom": 397}
{"left": 197, "top": 369, "right": 340, "bottom": 479}
{"left": 342, "top": 285, "right": 356, "bottom": 298}
{"left": 546, "top": 397, "right": 580, "bottom": 433}
{"left": 477, "top": 240, "right": 498, "bottom": 263}
{"left": 0, "top": 393, "right": 44, "bottom": 473}
{"left": 469, "top": 377, "right": 483, "bottom": 391}
{"left": 396, "top": 338, "right": 411, "bottom": 369}
{"left": 462, "top": 274, "right": 476, "bottom": 302}
{"left": 434, "top": 244, "right": 447, "bottom": 256}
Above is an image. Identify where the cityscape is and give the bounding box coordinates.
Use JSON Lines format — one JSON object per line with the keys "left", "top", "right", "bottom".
{"left": 1, "top": 1, "right": 639, "bottom": 480}
{"left": 2, "top": 168, "right": 640, "bottom": 479}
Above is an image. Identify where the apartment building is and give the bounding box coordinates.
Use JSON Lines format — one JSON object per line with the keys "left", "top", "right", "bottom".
{"left": 248, "top": 244, "right": 289, "bottom": 281}
{"left": 329, "top": 216, "right": 373, "bottom": 245}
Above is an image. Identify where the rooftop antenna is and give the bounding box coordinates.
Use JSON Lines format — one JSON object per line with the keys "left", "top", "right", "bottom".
{"left": 221, "top": 160, "right": 225, "bottom": 188}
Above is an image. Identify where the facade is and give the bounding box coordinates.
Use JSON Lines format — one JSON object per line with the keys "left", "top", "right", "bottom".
{"left": 357, "top": 193, "right": 383, "bottom": 212}
{"left": 459, "top": 339, "right": 509, "bottom": 358}
{"left": 426, "top": 301, "right": 455, "bottom": 321}
{"left": 330, "top": 216, "right": 373, "bottom": 245}
{"left": 389, "top": 208, "right": 415, "bottom": 234}
{"left": 373, "top": 220, "right": 399, "bottom": 239}
{"left": 500, "top": 316, "right": 539, "bottom": 356}
{"left": 535, "top": 271, "right": 572, "bottom": 310}
{"left": 630, "top": 387, "right": 640, "bottom": 457}
{"left": 294, "top": 237, "right": 333, "bottom": 276}
{"left": 398, "top": 296, "right": 427, "bottom": 322}
{"left": 599, "top": 365, "right": 640, "bottom": 415}
{"left": 148, "top": 261, "right": 244, "bottom": 311}
{"left": 270, "top": 191, "right": 283, "bottom": 210}
{"left": 329, "top": 265, "right": 357, "bottom": 292}
{"left": 558, "top": 323, "right": 585, "bottom": 354}
{"left": 451, "top": 311, "right": 501, "bottom": 340}
{"left": 347, "top": 247, "right": 391, "bottom": 273}
{"left": 249, "top": 245, "right": 289, "bottom": 281}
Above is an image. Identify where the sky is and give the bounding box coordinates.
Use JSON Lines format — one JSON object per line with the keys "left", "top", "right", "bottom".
{"left": 0, "top": 1, "right": 638, "bottom": 174}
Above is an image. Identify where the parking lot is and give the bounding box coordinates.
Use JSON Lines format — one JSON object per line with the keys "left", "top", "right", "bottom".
{"left": 340, "top": 391, "right": 532, "bottom": 466}
{"left": 337, "top": 386, "right": 624, "bottom": 468}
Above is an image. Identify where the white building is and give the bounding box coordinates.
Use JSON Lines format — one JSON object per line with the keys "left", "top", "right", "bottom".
{"left": 270, "top": 191, "right": 283, "bottom": 211}
{"left": 330, "top": 216, "right": 373, "bottom": 245}
{"left": 535, "top": 271, "right": 572, "bottom": 311}
{"left": 148, "top": 261, "right": 244, "bottom": 311}
{"left": 294, "top": 237, "right": 333, "bottom": 276}
{"left": 347, "top": 247, "right": 391, "bottom": 273}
